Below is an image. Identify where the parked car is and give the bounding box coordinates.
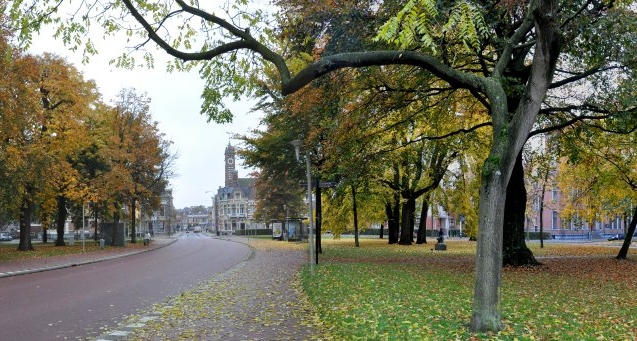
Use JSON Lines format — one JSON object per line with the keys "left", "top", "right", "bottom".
{"left": 608, "top": 234, "right": 625, "bottom": 241}
{"left": 0, "top": 233, "right": 13, "bottom": 241}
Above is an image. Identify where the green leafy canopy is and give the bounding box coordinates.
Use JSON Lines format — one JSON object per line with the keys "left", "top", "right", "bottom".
{"left": 374, "top": 0, "right": 489, "bottom": 54}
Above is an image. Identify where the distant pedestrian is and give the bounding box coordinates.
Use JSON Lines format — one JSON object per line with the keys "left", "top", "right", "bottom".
{"left": 437, "top": 228, "right": 444, "bottom": 244}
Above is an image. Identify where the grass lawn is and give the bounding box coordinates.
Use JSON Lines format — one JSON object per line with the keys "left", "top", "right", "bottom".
{"left": 0, "top": 240, "right": 146, "bottom": 262}
{"left": 302, "top": 238, "right": 637, "bottom": 340}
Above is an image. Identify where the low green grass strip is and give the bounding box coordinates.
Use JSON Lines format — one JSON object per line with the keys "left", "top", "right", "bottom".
{"left": 302, "top": 238, "right": 637, "bottom": 340}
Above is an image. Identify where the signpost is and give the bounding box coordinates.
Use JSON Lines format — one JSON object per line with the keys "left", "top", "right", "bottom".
{"left": 298, "top": 181, "right": 336, "bottom": 188}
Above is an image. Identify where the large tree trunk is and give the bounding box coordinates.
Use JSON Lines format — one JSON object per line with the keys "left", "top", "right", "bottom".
{"left": 471, "top": 1, "right": 559, "bottom": 331}
{"left": 387, "top": 195, "right": 400, "bottom": 244}
{"left": 42, "top": 226, "right": 48, "bottom": 244}
{"left": 503, "top": 153, "right": 539, "bottom": 266}
{"left": 470, "top": 149, "right": 510, "bottom": 332}
{"left": 398, "top": 195, "right": 415, "bottom": 245}
{"left": 130, "top": 200, "right": 137, "bottom": 243}
{"left": 416, "top": 197, "right": 429, "bottom": 244}
{"left": 537, "top": 159, "right": 551, "bottom": 249}
{"left": 386, "top": 168, "right": 401, "bottom": 244}
{"left": 94, "top": 204, "right": 100, "bottom": 242}
{"left": 17, "top": 196, "right": 34, "bottom": 251}
{"left": 539, "top": 186, "right": 545, "bottom": 248}
{"left": 112, "top": 205, "right": 121, "bottom": 246}
{"left": 55, "top": 195, "right": 67, "bottom": 246}
{"left": 384, "top": 203, "right": 391, "bottom": 237}
{"left": 315, "top": 178, "right": 322, "bottom": 255}
{"left": 537, "top": 157, "right": 550, "bottom": 248}
{"left": 352, "top": 185, "right": 360, "bottom": 247}
{"left": 616, "top": 204, "right": 637, "bottom": 259}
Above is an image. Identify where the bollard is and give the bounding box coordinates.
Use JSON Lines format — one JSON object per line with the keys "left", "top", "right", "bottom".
{"left": 99, "top": 238, "right": 105, "bottom": 249}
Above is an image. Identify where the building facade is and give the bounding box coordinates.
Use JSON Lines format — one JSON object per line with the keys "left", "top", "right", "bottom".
{"left": 150, "top": 189, "right": 174, "bottom": 235}
{"left": 213, "top": 143, "right": 258, "bottom": 235}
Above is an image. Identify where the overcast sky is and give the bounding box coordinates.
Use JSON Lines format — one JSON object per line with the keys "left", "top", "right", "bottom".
{"left": 28, "top": 35, "right": 262, "bottom": 209}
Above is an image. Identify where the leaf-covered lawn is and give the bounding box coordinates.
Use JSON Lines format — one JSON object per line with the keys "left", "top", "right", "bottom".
{"left": 303, "top": 238, "right": 637, "bottom": 340}
{"left": 0, "top": 240, "right": 146, "bottom": 262}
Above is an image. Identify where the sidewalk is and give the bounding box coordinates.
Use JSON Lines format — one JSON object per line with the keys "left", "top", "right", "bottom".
{"left": 0, "top": 236, "right": 175, "bottom": 278}
{"left": 97, "top": 236, "right": 327, "bottom": 341}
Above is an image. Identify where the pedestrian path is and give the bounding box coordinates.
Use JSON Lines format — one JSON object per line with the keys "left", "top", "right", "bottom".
{"left": 96, "top": 237, "right": 329, "bottom": 340}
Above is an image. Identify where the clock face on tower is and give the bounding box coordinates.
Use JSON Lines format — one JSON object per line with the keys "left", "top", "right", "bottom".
{"left": 226, "top": 157, "right": 234, "bottom": 165}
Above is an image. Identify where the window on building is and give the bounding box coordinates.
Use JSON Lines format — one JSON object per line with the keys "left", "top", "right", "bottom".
{"left": 235, "top": 192, "right": 241, "bottom": 200}
{"left": 552, "top": 211, "right": 559, "bottom": 229}
{"left": 552, "top": 188, "right": 558, "bottom": 201}
{"left": 533, "top": 197, "right": 540, "bottom": 211}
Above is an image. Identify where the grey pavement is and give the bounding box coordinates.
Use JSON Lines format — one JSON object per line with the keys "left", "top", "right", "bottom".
{"left": 0, "top": 234, "right": 326, "bottom": 340}
{"left": 100, "top": 236, "right": 325, "bottom": 341}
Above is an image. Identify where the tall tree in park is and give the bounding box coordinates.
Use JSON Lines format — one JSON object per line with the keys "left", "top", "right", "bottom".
{"left": 35, "top": 53, "right": 100, "bottom": 246}
{"left": 107, "top": 89, "right": 172, "bottom": 243}
{"left": 319, "top": 61, "right": 487, "bottom": 245}
{"left": 272, "top": 0, "right": 471, "bottom": 247}
{"left": 443, "top": 151, "right": 484, "bottom": 241}
{"left": 441, "top": 118, "right": 491, "bottom": 242}
{"left": 556, "top": 114, "right": 637, "bottom": 259}
{"left": 375, "top": 138, "right": 457, "bottom": 245}
{"left": 0, "top": 36, "right": 45, "bottom": 251}
{"left": 239, "top": 114, "right": 306, "bottom": 228}
{"left": 77, "top": 102, "right": 126, "bottom": 241}
{"left": 13, "top": 0, "right": 637, "bottom": 331}
{"left": 70, "top": 140, "right": 112, "bottom": 240}
{"left": 523, "top": 135, "right": 561, "bottom": 249}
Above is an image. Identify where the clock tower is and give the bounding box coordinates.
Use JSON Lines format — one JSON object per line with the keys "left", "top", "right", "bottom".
{"left": 224, "top": 143, "right": 239, "bottom": 187}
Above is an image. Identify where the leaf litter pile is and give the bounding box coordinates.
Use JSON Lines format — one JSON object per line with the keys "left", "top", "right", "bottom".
{"left": 120, "top": 238, "right": 637, "bottom": 340}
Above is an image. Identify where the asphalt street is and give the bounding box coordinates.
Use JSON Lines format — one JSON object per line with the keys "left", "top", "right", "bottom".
{"left": 0, "top": 234, "right": 250, "bottom": 340}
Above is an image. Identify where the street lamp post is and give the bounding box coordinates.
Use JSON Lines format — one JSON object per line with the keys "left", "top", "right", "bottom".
{"left": 82, "top": 202, "right": 85, "bottom": 253}
{"left": 205, "top": 190, "right": 218, "bottom": 236}
{"left": 167, "top": 200, "right": 172, "bottom": 237}
{"left": 291, "top": 140, "right": 314, "bottom": 276}
{"left": 284, "top": 204, "right": 290, "bottom": 241}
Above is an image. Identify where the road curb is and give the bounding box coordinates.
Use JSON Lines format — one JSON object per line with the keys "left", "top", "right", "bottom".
{"left": 0, "top": 238, "right": 178, "bottom": 279}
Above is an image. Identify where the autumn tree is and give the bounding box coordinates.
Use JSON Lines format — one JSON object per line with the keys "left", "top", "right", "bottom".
{"left": 76, "top": 101, "right": 131, "bottom": 241}
{"left": 107, "top": 89, "right": 173, "bottom": 243}
{"left": 239, "top": 119, "right": 306, "bottom": 227}
{"left": 0, "top": 33, "right": 45, "bottom": 251}
{"left": 523, "top": 134, "right": 562, "bottom": 249}
{"left": 34, "top": 53, "right": 100, "bottom": 246}
{"left": 555, "top": 113, "right": 637, "bottom": 259}
{"left": 440, "top": 126, "right": 490, "bottom": 242}
{"left": 13, "top": 0, "right": 637, "bottom": 332}
{"left": 68, "top": 140, "right": 111, "bottom": 240}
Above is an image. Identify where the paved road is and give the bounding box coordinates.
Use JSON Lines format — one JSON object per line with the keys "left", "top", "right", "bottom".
{"left": 0, "top": 235, "right": 250, "bottom": 341}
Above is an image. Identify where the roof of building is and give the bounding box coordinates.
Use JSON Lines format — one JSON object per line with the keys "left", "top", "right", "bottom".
{"left": 217, "top": 177, "right": 257, "bottom": 199}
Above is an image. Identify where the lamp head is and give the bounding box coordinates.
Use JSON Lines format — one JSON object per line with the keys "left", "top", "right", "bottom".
{"left": 290, "top": 140, "right": 303, "bottom": 161}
